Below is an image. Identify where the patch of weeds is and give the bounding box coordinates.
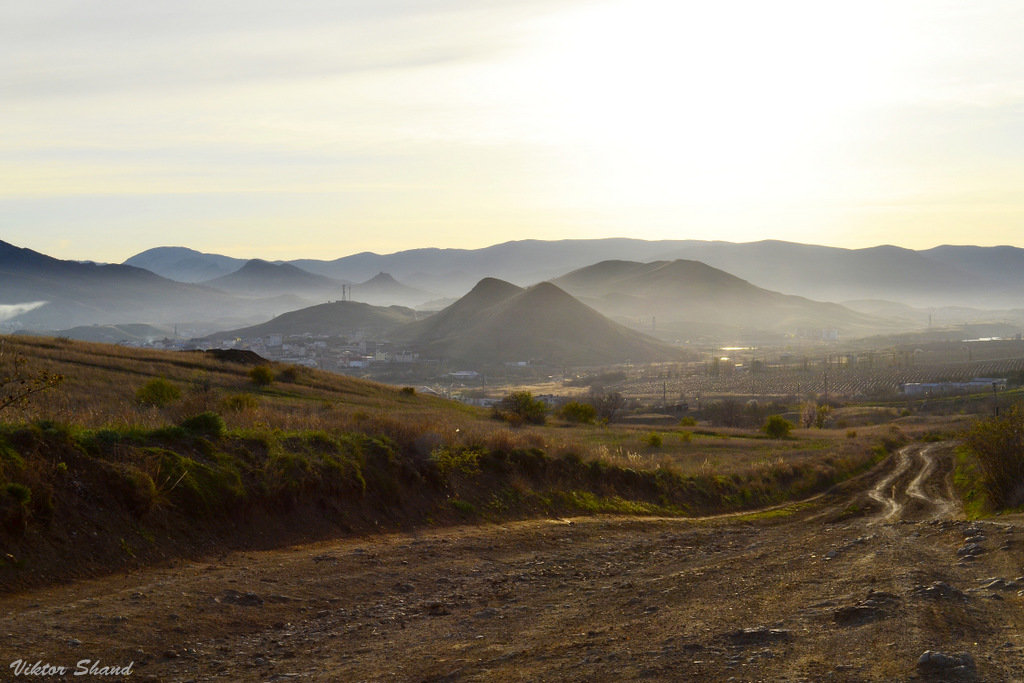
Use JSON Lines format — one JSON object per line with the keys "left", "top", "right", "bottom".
{"left": 179, "top": 411, "right": 226, "bottom": 438}
{"left": 450, "top": 499, "right": 476, "bottom": 515}
{"left": 431, "top": 446, "right": 484, "bottom": 477}
{"left": 953, "top": 445, "right": 989, "bottom": 519}
{"left": 136, "top": 378, "right": 181, "bottom": 407}
{"left": 221, "top": 393, "right": 260, "bottom": 412}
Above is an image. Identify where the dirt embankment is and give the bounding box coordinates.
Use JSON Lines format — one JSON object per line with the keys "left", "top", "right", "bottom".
{"left": 4, "top": 442, "right": 1024, "bottom": 681}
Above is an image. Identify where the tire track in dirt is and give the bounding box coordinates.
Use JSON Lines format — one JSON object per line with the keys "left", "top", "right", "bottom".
{"left": 867, "top": 444, "right": 959, "bottom": 524}
{"left": 867, "top": 445, "right": 915, "bottom": 524}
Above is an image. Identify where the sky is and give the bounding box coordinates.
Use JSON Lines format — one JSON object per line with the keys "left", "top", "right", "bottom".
{"left": 2, "top": 0, "right": 1023, "bottom": 263}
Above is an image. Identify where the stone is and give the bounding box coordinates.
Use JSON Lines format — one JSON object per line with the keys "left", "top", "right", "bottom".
{"left": 916, "top": 650, "right": 976, "bottom": 679}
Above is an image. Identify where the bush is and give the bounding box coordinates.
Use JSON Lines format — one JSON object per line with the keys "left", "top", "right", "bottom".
{"left": 5, "top": 482, "right": 31, "bottom": 505}
{"left": 400, "top": 386, "right": 416, "bottom": 396}
{"left": 558, "top": 401, "right": 596, "bottom": 424}
{"left": 179, "top": 411, "right": 226, "bottom": 438}
{"left": 763, "top": 415, "right": 793, "bottom": 439}
{"left": 221, "top": 393, "right": 260, "bottom": 412}
{"left": 135, "top": 378, "right": 181, "bottom": 407}
{"left": 493, "top": 391, "right": 547, "bottom": 426}
{"left": 964, "top": 405, "right": 1024, "bottom": 508}
{"left": 249, "top": 365, "right": 274, "bottom": 387}
{"left": 645, "top": 432, "right": 663, "bottom": 448}
{"left": 679, "top": 416, "right": 698, "bottom": 427}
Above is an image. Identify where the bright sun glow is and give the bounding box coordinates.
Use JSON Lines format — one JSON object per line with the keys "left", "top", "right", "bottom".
{"left": 513, "top": 0, "right": 914, "bottom": 210}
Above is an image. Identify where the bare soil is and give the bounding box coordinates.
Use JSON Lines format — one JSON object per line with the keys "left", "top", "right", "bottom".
{"left": 5, "top": 442, "right": 1024, "bottom": 681}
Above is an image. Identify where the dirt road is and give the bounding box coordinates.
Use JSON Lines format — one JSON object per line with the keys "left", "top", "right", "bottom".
{"left": 4, "top": 442, "right": 1024, "bottom": 681}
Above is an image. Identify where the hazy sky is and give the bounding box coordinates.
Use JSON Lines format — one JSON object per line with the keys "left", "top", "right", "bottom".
{"left": 3, "top": 0, "right": 1023, "bottom": 262}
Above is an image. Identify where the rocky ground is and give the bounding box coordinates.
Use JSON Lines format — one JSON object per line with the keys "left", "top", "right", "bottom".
{"left": 4, "top": 442, "right": 1024, "bottom": 681}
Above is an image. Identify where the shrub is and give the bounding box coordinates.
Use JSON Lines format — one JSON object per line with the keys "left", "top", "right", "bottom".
{"left": 558, "top": 401, "right": 596, "bottom": 424}
{"left": 493, "top": 391, "right": 547, "bottom": 426}
{"left": 763, "top": 415, "right": 793, "bottom": 439}
{"left": 964, "top": 405, "right": 1024, "bottom": 508}
{"left": 400, "top": 387, "right": 416, "bottom": 396}
{"left": 135, "top": 378, "right": 181, "bottom": 407}
{"left": 179, "top": 411, "right": 226, "bottom": 438}
{"left": 5, "top": 482, "right": 31, "bottom": 505}
{"left": 221, "top": 393, "right": 260, "bottom": 412}
{"left": 679, "top": 416, "right": 698, "bottom": 426}
{"left": 645, "top": 432, "right": 663, "bottom": 448}
{"left": 249, "top": 365, "right": 275, "bottom": 387}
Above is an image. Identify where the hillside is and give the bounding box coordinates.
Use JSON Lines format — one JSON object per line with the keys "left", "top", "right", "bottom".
{"left": 554, "top": 259, "right": 894, "bottom": 340}
{"left": 0, "top": 334, "right": 888, "bottom": 596}
{"left": 396, "top": 279, "right": 681, "bottom": 365}
{"left": 124, "top": 246, "right": 246, "bottom": 283}
{"left": 0, "top": 240, "right": 257, "bottom": 330}
{"left": 203, "top": 259, "right": 343, "bottom": 298}
{"left": 207, "top": 300, "right": 418, "bottom": 340}
{"left": 350, "top": 272, "right": 433, "bottom": 307}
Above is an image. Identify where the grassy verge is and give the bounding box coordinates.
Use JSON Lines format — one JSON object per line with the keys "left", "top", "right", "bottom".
{"left": 952, "top": 445, "right": 989, "bottom": 520}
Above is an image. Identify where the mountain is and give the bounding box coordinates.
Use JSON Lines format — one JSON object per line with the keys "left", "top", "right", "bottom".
{"left": 127, "top": 238, "right": 1024, "bottom": 307}
{"left": 202, "top": 259, "right": 343, "bottom": 298}
{"left": 207, "top": 300, "right": 418, "bottom": 340}
{"left": 920, "top": 245, "right": 1024, "bottom": 291}
{"left": 553, "top": 259, "right": 892, "bottom": 340}
{"left": 0, "top": 240, "right": 236, "bottom": 329}
{"left": 124, "top": 246, "right": 246, "bottom": 282}
{"left": 0, "top": 240, "right": 313, "bottom": 331}
{"left": 394, "top": 278, "right": 681, "bottom": 366}
{"left": 350, "top": 273, "right": 433, "bottom": 307}
{"left": 660, "top": 241, "right": 998, "bottom": 307}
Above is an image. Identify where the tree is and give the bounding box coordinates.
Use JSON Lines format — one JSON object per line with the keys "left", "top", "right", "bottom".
{"left": 493, "top": 391, "right": 547, "bottom": 425}
{"left": 557, "top": 401, "right": 597, "bottom": 424}
{"left": 587, "top": 389, "right": 626, "bottom": 423}
{"left": 0, "top": 344, "right": 63, "bottom": 414}
{"left": 763, "top": 415, "right": 793, "bottom": 439}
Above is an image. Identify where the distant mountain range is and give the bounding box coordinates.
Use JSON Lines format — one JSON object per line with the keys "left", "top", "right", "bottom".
{"left": 124, "top": 239, "right": 1024, "bottom": 308}
{"left": 5, "top": 237, "right": 1024, "bottom": 347}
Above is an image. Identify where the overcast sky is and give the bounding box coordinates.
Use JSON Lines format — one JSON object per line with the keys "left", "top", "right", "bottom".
{"left": 3, "top": 0, "right": 1023, "bottom": 262}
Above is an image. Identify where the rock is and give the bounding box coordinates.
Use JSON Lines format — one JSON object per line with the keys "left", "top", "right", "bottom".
{"left": 910, "top": 582, "right": 967, "bottom": 602}
{"left": 833, "top": 590, "right": 899, "bottom": 626}
{"left": 394, "top": 583, "right": 415, "bottom": 594}
{"left": 423, "top": 602, "right": 450, "bottom": 616}
{"left": 957, "top": 543, "right": 984, "bottom": 558}
{"left": 978, "top": 577, "right": 1020, "bottom": 591}
{"left": 726, "top": 627, "right": 792, "bottom": 646}
{"left": 916, "top": 650, "right": 976, "bottom": 679}
{"left": 220, "top": 590, "right": 264, "bottom": 606}
{"left": 473, "top": 607, "right": 499, "bottom": 619}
